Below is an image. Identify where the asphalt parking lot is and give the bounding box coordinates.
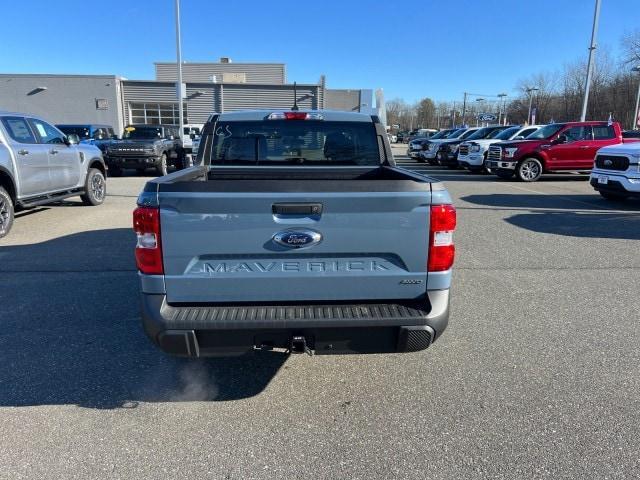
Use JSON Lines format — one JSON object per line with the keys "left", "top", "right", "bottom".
{"left": 1, "top": 143, "right": 639, "bottom": 479}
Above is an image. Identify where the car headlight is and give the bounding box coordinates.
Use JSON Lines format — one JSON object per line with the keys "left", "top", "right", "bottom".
{"left": 470, "top": 144, "right": 481, "bottom": 153}
{"left": 504, "top": 147, "right": 519, "bottom": 158}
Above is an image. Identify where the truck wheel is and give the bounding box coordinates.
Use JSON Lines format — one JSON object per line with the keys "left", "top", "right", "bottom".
{"left": 599, "top": 191, "right": 628, "bottom": 201}
{"left": 0, "top": 186, "right": 14, "bottom": 238}
{"left": 516, "top": 158, "right": 543, "bottom": 182}
{"left": 156, "top": 153, "right": 168, "bottom": 176}
{"left": 80, "top": 168, "right": 106, "bottom": 206}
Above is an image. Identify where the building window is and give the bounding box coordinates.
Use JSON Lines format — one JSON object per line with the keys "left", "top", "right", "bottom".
{"left": 129, "top": 103, "right": 187, "bottom": 125}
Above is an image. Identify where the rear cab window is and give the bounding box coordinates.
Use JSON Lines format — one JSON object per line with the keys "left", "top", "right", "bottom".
{"left": 593, "top": 125, "right": 615, "bottom": 140}
{"left": 209, "top": 119, "right": 380, "bottom": 166}
{"left": 1, "top": 117, "right": 37, "bottom": 144}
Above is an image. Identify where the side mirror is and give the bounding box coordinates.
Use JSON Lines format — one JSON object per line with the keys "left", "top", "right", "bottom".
{"left": 95, "top": 134, "right": 105, "bottom": 140}
{"left": 553, "top": 134, "right": 568, "bottom": 145}
{"left": 514, "top": 136, "right": 524, "bottom": 140}
{"left": 66, "top": 134, "right": 80, "bottom": 145}
{"left": 190, "top": 133, "right": 196, "bottom": 140}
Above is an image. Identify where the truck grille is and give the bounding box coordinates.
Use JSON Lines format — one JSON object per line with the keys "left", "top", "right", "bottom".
{"left": 595, "top": 155, "right": 629, "bottom": 171}
{"left": 459, "top": 144, "right": 469, "bottom": 156}
{"left": 488, "top": 146, "right": 502, "bottom": 161}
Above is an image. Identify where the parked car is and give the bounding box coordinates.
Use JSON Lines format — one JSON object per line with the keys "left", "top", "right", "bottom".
{"left": 414, "top": 129, "right": 457, "bottom": 163}
{"left": 57, "top": 124, "right": 117, "bottom": 154}
{"left": 622, "top": 130, "right": 640, "bottom": 139}
{"left": 407, "top": 137, "right": 431, "bottom": 160}
{"left": 423, "top": 128, "right": 477, "bottom": 165}
{"left": 182, "top": 123, "right": 203, "bottom": 156}
{"left": 590, "top": 142, "right": 640, "bottom": 200}
{"left": 486, "top": 121, "right": 630, "bottom": 182}
{"left": 396, "top": 131, "right": 409, "bottom": 143}
{"left": 0, "top": 111, "right": 107, "bottom": 238}
{"left": 135, "top": 109, "right": 456, "bottom": 357}
{"left": 105, "top": 124, "right": 185, "bottom": 176}
{"left": 458, "top": 125, "right": 542, "bottom": 173}
{"left": 406, "top": 128, "right": 438, "bottom": 143}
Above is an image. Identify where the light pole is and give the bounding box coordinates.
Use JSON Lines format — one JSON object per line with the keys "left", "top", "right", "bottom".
{"left": 174, "top": 0, "right": 185, "bottom": 144}
{"left": 526, "top": 87, "right": 539, "bottom": 124}
{"left": 475, "top": 98, "right": 485, "bottom": 126}
{"left": 497, "top": 93, "right": 507, "bottom": 125}
{"left": 580, "top": 0, "right": 602, "bottom": 122}
{"left": 633, "top": 66, "right": 640, "bottom": 130}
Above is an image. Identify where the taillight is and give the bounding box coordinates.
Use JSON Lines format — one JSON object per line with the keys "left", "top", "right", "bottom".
{"left": 267, "top": 112, "right": 324, "bottom": 120}
{"left": 133, "top": 206, "right": 163, "bottom": 275}
{"left": 428, "top": 204, "right": 456, "bottom": 272}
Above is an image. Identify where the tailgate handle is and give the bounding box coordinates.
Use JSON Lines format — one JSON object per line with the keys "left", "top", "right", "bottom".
{"left": 272, "top": 203, "right": 323, "bottom": 215}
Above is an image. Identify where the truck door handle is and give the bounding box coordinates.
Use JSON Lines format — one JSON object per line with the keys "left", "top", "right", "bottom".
{"left": 272, "top": 203, "right": 323, "bottom": 215}
{"left": 18, "top": 149, "right": 29, "bottom": 155}
{"left": 50, "top": 149, "right": 59, "bottom": 155}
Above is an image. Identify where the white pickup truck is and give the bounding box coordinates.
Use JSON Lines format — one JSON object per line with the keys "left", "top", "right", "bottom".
{"left": 0, "top": 111, "right": 106, "bottom": 238}
{"left": 590, "top": 142, "right": 640, "bottom": 200}
{"left": 457, "top": 125, "right": 541, "bottom": 173}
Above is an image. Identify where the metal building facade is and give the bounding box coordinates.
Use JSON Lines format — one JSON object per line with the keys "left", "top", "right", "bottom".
{"left": 0, "top": 74, "right": 124, "bottom": 133}
{"left": 155, "top": 62, "right": 286, "bottom": 84}
{"left": 121, "top": 81, "right": 323, "bottom": 125}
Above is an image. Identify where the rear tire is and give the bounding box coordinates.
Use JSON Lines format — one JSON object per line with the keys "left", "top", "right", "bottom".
{"left": 80, "top": 168, "right": 106, "bottom": 206}
{"left": 598, "top": 190, "right": 628, "bottom": 201}
{"left": 156, "top": 153, "right": 168, "bottom": 176}
{"left": 516, "top": 158, "right": 543, "bottom": 182}
{"left": 0, "top": 186, "right": 14, "bottom": 238}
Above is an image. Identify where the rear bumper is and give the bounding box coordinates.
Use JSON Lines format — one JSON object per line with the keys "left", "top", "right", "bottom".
{"left": 140, "top": 290, "right": 450, "bottom": 356}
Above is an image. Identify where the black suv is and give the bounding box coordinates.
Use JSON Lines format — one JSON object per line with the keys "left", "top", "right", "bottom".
{"left": 105, "top": 125, "right": 185, "bottom": 176}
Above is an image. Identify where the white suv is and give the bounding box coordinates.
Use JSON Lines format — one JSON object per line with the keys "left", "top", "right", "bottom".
{"left": 590, "top": 142, "right": 640, "bottom": 200}
{"left": 458, "top": 125, "right": 541, "bottom": 173}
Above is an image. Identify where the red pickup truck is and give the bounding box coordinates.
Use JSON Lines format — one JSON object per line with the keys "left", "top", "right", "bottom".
{"left": 485, "top": 121, "right": 629, "bottom": 182}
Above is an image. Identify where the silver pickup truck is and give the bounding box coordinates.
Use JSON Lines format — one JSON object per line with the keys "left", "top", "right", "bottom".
{"left": 0, "top": 111, "right": 107, "bottom": 238}
{"left": 134, "top": 110, "right": 456, "bottom": 356}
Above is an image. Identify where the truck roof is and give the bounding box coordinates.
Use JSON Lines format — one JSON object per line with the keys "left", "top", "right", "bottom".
{"left": 215, "top": 110, "right": 376, "bottom": 123}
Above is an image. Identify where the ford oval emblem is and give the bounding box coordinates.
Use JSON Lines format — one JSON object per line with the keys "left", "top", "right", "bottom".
{"left": 273, "top": 229, "right": 322, "bottom": 249}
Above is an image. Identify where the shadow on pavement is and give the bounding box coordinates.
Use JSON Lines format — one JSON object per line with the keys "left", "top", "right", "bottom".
{"left": 0, "top": 228, "right": 287, "bottom": 408}
{"left": 505, "top": 211, "right": 640, "bottom": 240}
{"left": 461, "top": 193, "right": 640, "bottom": 212}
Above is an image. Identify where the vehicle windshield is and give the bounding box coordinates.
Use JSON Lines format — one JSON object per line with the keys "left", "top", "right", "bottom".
{"left": 493, "top": 126, "right": 520, "bottom": 140}
{"left": 447, "top": 129, "right": 466, "bottom": 138}
{"left": 430, "top": 130, "right": 450, "bottom": 139}
{"left": 460, "top": 129, "right": 478, "bottom": 139}
{"left": 526, "top": 124, "right": 564, "bottom": 139}
{"left": 58, "top": 126, "right": 91, "bottom": 139}
{"left": 123, "top": 127, "right": 164, "bottom": 139}
{"left": 466, "top": 127, "right": 503, "bottom": 140}
{"left": 209, "top": 120, "right": 380, "bottom": 166}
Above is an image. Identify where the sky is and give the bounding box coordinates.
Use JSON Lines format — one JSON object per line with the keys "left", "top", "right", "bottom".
{"left": 1, "top": 0, "right": 638, "bottom": 105}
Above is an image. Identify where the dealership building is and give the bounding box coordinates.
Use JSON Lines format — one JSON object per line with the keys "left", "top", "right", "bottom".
{"left": 0, "top": 58, "right": 378, "bottom": 135}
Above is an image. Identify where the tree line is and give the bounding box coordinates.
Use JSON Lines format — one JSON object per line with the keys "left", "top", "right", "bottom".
{"left": 387, "top": 29, "right": 640, "bottom": 131}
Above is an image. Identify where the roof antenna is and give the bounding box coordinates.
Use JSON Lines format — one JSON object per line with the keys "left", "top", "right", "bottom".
{"left": 291, "top": 81, "right": 299, "bottom": 111}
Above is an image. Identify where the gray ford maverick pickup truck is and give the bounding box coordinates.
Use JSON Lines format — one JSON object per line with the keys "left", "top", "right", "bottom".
{"left": 134, "top": 110, "right": 456, "bottom": 356}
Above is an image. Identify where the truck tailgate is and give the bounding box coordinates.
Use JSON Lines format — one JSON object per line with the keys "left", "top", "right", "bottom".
{"left": 159, "top": 184, "right": 431, "bottom": 303}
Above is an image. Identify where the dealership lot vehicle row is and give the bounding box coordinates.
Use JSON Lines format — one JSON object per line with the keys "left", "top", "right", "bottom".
{"left": 2, "top": 143, "right": 639, "bottom": 478}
